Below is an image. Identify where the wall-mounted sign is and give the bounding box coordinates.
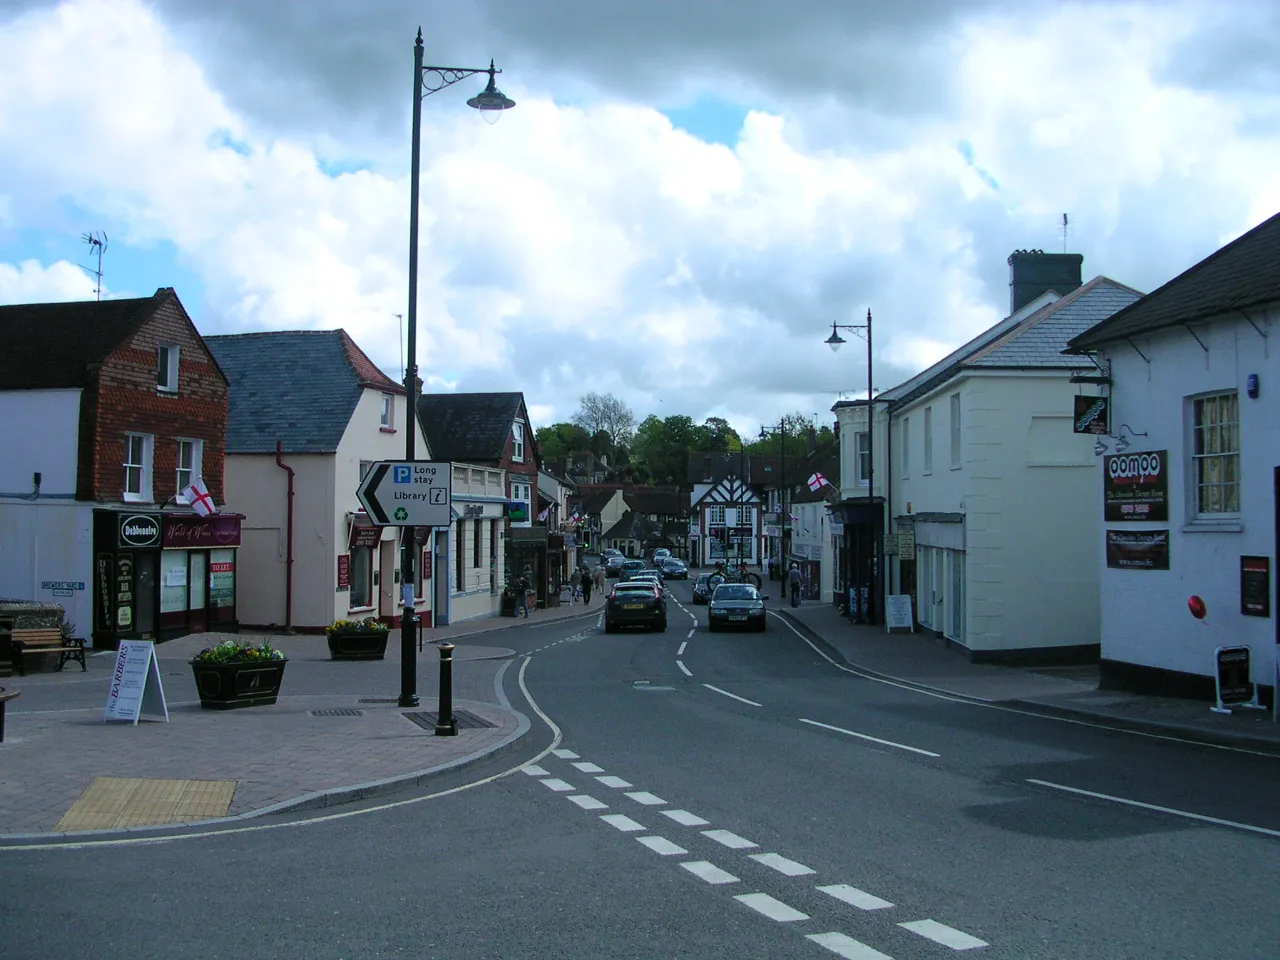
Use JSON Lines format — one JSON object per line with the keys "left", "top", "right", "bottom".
{"left": 1105, "top": 529, "right": 1170, "bottom": 570}
{"left": 1073, "top": 395, "right": 1110, "bottom": 435}
{"left": 349, "top": 520, "right": 382, "bottom": 550}
{"left": 1241, "top": 556, "right": 1271, "bottom": 618}
{"left": 897, "top": 524, "right": 916, "bottom": 561}
{"left": 115, "top": 554, "right": 135, "bottom": 628}
{"left": 507, "top": 501, "right": 529, "bottom": 522}
{"left": 337, "top": 553, "right": 350, "bottom": 590}
{"left": 463, "top": 503, "right": 485, "bottom": 518}
{"left": 96, "top": 553, "right": 114, "bottom": 632}
{"left": 163, "top": 515, "right": 241, "bottom": 548}
{"left": 118, "top": 513, "right": 161, "bottom": 548}
{"left": 1104, "top": 451, "right": 1168, "bottom": 522}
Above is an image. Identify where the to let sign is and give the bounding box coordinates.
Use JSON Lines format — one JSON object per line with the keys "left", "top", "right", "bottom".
{"left": 1241, "top": 556, "right": 1270, "bottom": 617}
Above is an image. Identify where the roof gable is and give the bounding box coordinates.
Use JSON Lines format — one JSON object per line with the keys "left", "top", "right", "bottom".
{"left": 0, "top": 288, "right": 170, "bottom": 389}
{"left": 205, "top": 329, "right": 380, "bottom": 454}
{"left": 417, "top": 392, "right": 526, "bottom": 463}
{"left": 1068, "top": 210, "right": 1280, "bottom": 351}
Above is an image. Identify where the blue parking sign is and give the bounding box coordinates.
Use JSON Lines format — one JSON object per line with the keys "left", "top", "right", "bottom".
{"left": 393, "top": 465, "right": 412, "bottom": 484}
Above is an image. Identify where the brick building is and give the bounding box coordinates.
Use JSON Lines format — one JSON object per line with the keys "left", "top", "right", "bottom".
{"left": 0, "top": 289, "right": 236, "bottom": 648}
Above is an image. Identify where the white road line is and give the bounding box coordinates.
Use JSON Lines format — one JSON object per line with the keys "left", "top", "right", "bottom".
{"left": 703, "top": 684, "right": 762, "bottom": 707}
{"left": 677, "top": 660, "right": 692, "bottom": 677}
{"left": 749, "top": 852, "right": 814, "bottom": 876}
{"left": 637, "top": 835, "right": 687, "bottom": 856}
{"left": 566, "top": 794, "right": 609, "bottom": 811}
{"left": 571, "top": 761, "right": 605, "bottom": 773}
{"left": 806, "top": 932, "right": 894, "bottom": 959}
{"left": 702, "top": 828, "right": 757, "bottom": 849}
{"left": 678, "top": 641, "right": 687, "bottom": 655}
{"left": 734, "top": 892, "right": 808, "bottom": 922}
{"left": 625, "top": 791, "right": 667, "bottom": 806}
{"left": 680, "top": 860, "right": 739, "bottom": 885}
{"left": 818, "top": 884, "right": 894, "bottom": 911}
{"left": 662, "top": 809, "right": 710, "bottom": 826}
{"left": 686, "top": 629, "right": 695, "bottom": 639}
{"left": 521, "top": 765, "right": 550, "bottom": 777}
{"left": 799, "top": 718, "right": 940, "bottom": 757}
{"left": 600, "top": 814, "right": 646, "bottom": 832}
{"left": 595, "top": 775, "right": 633, "bottom": 789}
{"left": 898, "top": 919, "right": 989, "bottom": 950}
{"left": 540, "top": 778, "right": 575, "bottom": 792}
{"left": 552, "top": 749, "right": 580, "bottom": 759}
{"left": 1027, "top": 778, "right": 1280, "bottom": 839}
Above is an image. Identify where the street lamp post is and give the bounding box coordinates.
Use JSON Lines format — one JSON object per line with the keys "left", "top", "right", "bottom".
{"left": 759, "top": 419, "right": 790, "bottom": 578}
{"left": 825, "top": 309, "right": 876, "bottom": 624}
{"left": 400, "top": 30, "right": 515, "bottom": 709}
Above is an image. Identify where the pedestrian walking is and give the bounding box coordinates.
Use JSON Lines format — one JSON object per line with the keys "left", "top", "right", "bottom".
{"left": 581, "top": 566, "right": 593, "bottom": 604}
{"left": 515, "top": 573, "right": 531, "bottom": 618}
{"left": 788, "top": 563, "right": 803, "bottom": 608}
{"left": 594, "top": 564, "right": 606, "bottom": 593}
{"left": 764, "top": 556, "right": 773, "bottom": 581}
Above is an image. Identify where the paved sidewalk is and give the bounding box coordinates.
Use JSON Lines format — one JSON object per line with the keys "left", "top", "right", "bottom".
{"left": 0, "top": 605, "right": 599, "bottom": 839}
{"left": 770, "top": 596, "right": 1280, "bottom": 754}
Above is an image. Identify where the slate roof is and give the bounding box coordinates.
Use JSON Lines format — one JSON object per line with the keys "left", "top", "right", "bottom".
{"left": 603, "top": 510, "right": 662, "bottom": 542}
{"left": 576, "top": 485, "right": 624, "bottom": 515}
{"left": 418, "top": 392, "right": 525, "bottom": 464}
{"left": 687, "top": 452, "right": 773, "bottom": 486}
{"left": 205, "top": 330, "right": 402, "bottom": 454}
{"left": 0, "top": 288, "right": 191, "bottom": 390}
{"left": 1067, "top": 210, "right": 1280, "bottom": 351}
{"left": 879, "top": 277, "right": 1141, "bottom": 409}
{"left": 623, "top": 487, "right": 687, "bottom": 517}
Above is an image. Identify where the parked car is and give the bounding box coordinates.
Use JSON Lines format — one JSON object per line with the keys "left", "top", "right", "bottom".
{"left": 605, "top": 582, "right": 667, "bottom": 632}
{"left": 707, "top": 583, "right": 767, "bottom": 632}
{"left": 652, "top": 548, "right": 672, "bottom": 564}
{"left": 658, "top": 557, "right": 689, "bottom": 580}
{"left": 619, "top": 559, "right": 648, "bottom": 582}
{"left": 692, "top": 573, "right": 725, "bottom": 604}
{"left": 605, "top": 555, "right": 627, "bottom": 577}
{"left": 602, "top": 548, "right": 623, "bottom": 559}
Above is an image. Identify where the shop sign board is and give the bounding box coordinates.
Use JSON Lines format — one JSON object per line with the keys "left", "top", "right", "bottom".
{"left": 1072, "top": 395, "right": 1110, "bottom": 435}
{"left": 104, "top": 640, "right": 169, "bottom": 724}
{"left": 1105, "top": 529, "right": 1170, "bottom": 570}
{"left": 118, "top": 513, "right": 161, "bottom": 548}
{"left": 1103, "top": 451, "right": 1168, "bottom": 522}
{"left": 1241, "top": 556, "right": 1271, "bottom": 618}
{"left": 885, "top": 594, "right": 914, "bottom": 632}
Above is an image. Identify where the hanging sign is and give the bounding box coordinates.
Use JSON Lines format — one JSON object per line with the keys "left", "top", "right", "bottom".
{"left": 1072, "top": 395, "right": 1110, "bottom": 435}
{"left": 104, "top": 640, "right": 169, "bottom": 724}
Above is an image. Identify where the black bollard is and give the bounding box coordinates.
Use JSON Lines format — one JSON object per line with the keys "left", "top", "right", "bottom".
{"left": 435, "top": 642, "right": 457, "bottom": 736}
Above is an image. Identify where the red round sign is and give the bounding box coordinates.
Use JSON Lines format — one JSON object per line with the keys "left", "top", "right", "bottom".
{"left": 1188, "top": 595, "right": 1207, "bottom": 620}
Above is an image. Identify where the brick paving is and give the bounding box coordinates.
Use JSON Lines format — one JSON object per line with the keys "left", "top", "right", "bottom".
{"left": 0, "top": 605, "right": 597, "bottom": 837}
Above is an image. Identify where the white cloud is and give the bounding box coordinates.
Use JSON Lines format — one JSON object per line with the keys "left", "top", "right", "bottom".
{"left": 0, "top": 259, "right": 97, "bottom": 303}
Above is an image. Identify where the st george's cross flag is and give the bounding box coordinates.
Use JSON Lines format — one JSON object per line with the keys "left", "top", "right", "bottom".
{"left": 181, "top": 478, "right": 218, "bottom": 517}
{"left": 807, "top": 472, "right": 831, "bottom": 492}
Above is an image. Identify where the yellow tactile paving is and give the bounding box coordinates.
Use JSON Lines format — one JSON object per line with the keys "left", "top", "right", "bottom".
{"left": 56, "top": 777, "right": 237, "bottom": 831}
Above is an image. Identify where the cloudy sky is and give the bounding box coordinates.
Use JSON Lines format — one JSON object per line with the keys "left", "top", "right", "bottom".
{"left": 2, "top": 0, "right": 1278, "bottom": 435}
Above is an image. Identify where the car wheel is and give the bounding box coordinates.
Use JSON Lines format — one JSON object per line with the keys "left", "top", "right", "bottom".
{"left": 605, "top": 621, "right": 616, "bottom": 634}
{"left": 656, "top": 619, "right": 667, "bottom": 632}
{"left": 708, "top": 621, "right": 717, "bottom": 632}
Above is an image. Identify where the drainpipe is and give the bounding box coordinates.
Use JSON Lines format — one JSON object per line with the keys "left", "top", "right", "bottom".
{"left": 275, "top": 440, "right": 295, "bottom": 630}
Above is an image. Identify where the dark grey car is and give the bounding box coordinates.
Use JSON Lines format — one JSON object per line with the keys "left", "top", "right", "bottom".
{"left": 707, "top": 583, "right": 767, "bottom": 632}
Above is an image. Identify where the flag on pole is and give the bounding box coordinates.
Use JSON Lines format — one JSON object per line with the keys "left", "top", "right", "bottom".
{"left": 807, "top": 472, "right": 830, "bottom": 492}
{"left": 536, "top": 505, "right": 550, "bottom": 522}
{"left": 181, "top": 478, "right": 217, "bottom": 517}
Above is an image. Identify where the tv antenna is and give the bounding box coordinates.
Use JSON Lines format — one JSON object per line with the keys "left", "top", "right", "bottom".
{"left": 80, "top": 231, "right": 108, "bottom": 300}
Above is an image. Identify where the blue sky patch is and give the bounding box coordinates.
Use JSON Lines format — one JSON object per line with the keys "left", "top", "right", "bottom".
{"left": 662, "top": 95, "right": 750, "bottom": 148}
{"left": 957, "top": 139, "right": 1000, "bottom": 190}
{"left": 208, "top": 128, "right": 252, "bottom": 157}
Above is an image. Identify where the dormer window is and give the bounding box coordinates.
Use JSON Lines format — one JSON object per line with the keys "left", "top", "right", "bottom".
{"left": 380, "top": 393, "right": 393, "bottom": 429}
{"left": 512, "top": 420, "right": 525, "bottom": 462}
{"left": 157, "top": 344, "right": 180, "bottom": 393}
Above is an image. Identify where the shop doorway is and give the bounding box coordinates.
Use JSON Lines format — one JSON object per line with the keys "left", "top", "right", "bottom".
{"left": 189, "top": 551, "right": 208, "bottom": 633}
{"left": 379, "top": 539, "right": 397, "bottom": 621}
{"left": 134, "top": 552, "right": 158, "bottom": 638}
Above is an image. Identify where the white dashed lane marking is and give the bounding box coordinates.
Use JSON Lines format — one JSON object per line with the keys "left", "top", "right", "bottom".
{"left": 595, "top": 775, "right": 633, "bottom": 789}
{"left": 540, "top": 778, "right": 574, "bottom": 792}
{"left": 735, "top": 892, "right": 809, "bottom": 922}
{"left": 521, "top": 765, "right": 549, "bottom": 777}
{"left": 600, "top": 814, "right": 646, "bottom": 832}
{"left": 799, "top": 718, "right": 940, "bottom": 758}
{"left": 566, "top": 794, "right": 609, "bottom": 811}
{"left": 702, "top": 684, "right": 762, "bottom": 707}
{"left": 680, "top": 860, "right": 739, "bottom": 885}
{"left": 625, "top": 791, "right": 667, "bottom": 806}
{"left": 677, "top": 641, "right": 687, "bottom": 655}
{"left": 677, "top": 660, "right": 692, "bottom": 677}
{"left": 571, "top": 761, "right": 605, "bottom": 773}
{"left": 637, "top": 835, "right": 687, "bottom": 856}
{"left": 552, "top": 749, "right": 580, "bottom": 759}
{"left": 749, "top": 852, "right": 814, "bottom": 876}
{"left": 686, "top": 629, "right": 695, "bottom": 639}
{"left": 806, "top": 932, "right": 894, "bottom": 960}
{"left": 702, "top": 829, "right": 757, "bottom": 849}
{"left": 662, "top": 809, "right": 710, "bottom": 827}
{"left": 898, "top": 919, "right": 989, "bottom": 950}
{"left": 818, "top": 884, "right": 894, "bottom": 911}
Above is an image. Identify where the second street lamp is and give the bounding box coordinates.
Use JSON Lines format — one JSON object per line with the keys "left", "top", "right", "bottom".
{"left": 825, "top": 308, "right": 877, "bottom": 624}
{"left": 399, "top": 30, "right": 515, "bottom": 710}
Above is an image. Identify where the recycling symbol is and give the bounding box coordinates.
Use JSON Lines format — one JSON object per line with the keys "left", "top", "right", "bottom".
{"left": 394, "top": 507, "right": 409, "bottom": 521}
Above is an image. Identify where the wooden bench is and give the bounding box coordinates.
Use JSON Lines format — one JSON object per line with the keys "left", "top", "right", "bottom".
{"left": 11, "top": 628, "right": 86, "bottom": 676}
{"left": 0, "top": 687, "right": 19, "bottom": 742}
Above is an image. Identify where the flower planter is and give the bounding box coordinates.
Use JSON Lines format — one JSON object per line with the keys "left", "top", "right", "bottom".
{"left": 326, "top": 630, "right": 389, "bottom": 660}
{"left": 190, "top": 658, "right": 288, "bottom": 709}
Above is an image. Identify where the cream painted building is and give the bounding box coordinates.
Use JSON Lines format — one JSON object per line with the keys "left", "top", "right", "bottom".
{"left": 444, "top": 462, "right": 508, "bottom": 624}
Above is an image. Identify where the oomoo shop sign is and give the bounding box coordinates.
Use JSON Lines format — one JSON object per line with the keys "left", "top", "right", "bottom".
{"left": 1103, "top": 450, "right": 1169, "bottom": 522}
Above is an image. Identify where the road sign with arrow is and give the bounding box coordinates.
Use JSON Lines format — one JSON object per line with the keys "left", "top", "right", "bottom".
{"left": 356, "top": 461, "right": 452, "bottom": 527}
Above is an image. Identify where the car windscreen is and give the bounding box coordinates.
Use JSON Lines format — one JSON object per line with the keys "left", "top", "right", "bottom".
{"left": 713, "top": 585, "right": 756, "bottom": 601}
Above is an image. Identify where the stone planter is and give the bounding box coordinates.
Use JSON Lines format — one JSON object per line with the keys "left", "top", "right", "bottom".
{"left": 326, "top": 630, "right": 389, "bottom": 660}
{"left": 190, "top": 658, "right": 288, "bottom": 709}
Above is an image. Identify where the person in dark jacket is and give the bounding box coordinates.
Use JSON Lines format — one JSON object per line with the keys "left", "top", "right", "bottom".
{"left": 580, "top": 566, "right": 594, "bottom": 604}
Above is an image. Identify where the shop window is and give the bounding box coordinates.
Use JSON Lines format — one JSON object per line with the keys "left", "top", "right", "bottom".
{"left": 209, "top": 549, "right": 236, "bottom": 623}
{"left": 349, "top": 546, "right": 373, "bottom": 608}
{"left": 160, "top": 550, "right": 188, "bottom": 614}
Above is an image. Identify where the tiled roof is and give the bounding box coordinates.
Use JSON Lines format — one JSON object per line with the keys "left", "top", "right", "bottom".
{"left": 1068, "top": 210, "right": 1280, "bottom": 351}
{"left": 576, "top": 485, "right": 623, "bottom": 514}
{"left": 623, "top": 487, "right": 687, "bottom": 517}
{"left": 205, "top": 329, "right": 398, "bottom": 454}
{"left": 418, "top": 392, "right": 525, "bottom": 463}
{"left": 0, "top": 288, "right": 175, "bottom": 389}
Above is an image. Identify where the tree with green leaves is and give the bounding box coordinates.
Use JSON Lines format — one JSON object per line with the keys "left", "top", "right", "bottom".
{"left": 535, "top": 423, "right": 592, "bottom": 461}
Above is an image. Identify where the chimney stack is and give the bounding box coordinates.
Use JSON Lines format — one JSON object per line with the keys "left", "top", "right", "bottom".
{"left": 1007, "top": 249, "right": 1083, "bottom": 315}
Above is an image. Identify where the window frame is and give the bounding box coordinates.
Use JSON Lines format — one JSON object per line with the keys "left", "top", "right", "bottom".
{"left": 1189, "top": 390, "right": 1241, "bottom": 518}
{"left": 124, "top": 432, "right": 153, "bottom": 503}
{"left": 380, "top": 393, "right": 394, "bottom": 429}
{"left": 175, "top": 438, "right": 203, "bottom": 500}
{"left": 950, "top": 393, "right": 962, "bottom": 469}
{"left": 510, "top": 480, "right": 532, "bottom": 527}
{"left": 512, "top": 420, "right": 526, "bottom": 462}
{"left": 456, "top": 521, "right": 466, "bottom": 592}
{"left": 157, "top": 344, "right": 180, "bottom": 394}
{"left": 855, "top": 431, "right": 871, "bottom": 485}
{"left": 472, "top": 517, "right": 482, "bottom": 568}
{"left": 901, "top": 416, "right": 910, "bottom": 477}
{"left": 709, "top": 504, "right": 726, "bottom": 526}
{"left": 923, "top": 406, "right": 934, "bottom": 474}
